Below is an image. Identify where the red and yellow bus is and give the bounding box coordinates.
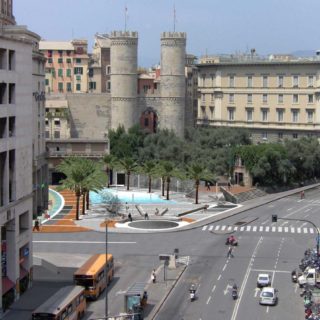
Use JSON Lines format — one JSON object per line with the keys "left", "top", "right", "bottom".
{"left": 32, "top": 285, "right": 86, "bottom": 320}
{"left": 73, "top": 253, "right": 114, "bottom": 300}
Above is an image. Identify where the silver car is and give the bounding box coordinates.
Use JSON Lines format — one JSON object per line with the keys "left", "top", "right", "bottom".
{"left": 259, "top": 287, "right": 278, "bottom": 305}
{"left": 257, "top": 274, "right": 271, "bottom": 287}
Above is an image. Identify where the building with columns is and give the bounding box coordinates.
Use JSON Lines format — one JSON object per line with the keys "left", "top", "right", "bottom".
{"left": 197, "top": 53, "right": 320, "bottom": 143}
{"left": 0, "top": 0, "right": 47, "bottom": 313}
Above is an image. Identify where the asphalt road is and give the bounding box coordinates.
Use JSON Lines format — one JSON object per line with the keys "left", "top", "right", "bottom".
{"left": 33, "top": 187, "right": 320, "bottom": 319}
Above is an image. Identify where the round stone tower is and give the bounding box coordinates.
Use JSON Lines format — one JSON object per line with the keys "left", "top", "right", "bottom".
{"left": 110, "top": 31, "right": 138, "bottom": 131}
{"left": 160, "top": 32, "right": 186, "bottom": 138}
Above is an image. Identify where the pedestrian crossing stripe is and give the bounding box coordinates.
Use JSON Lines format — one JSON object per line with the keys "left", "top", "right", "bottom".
{"left": 202, "top": 225, "right": 315, "bottom": 234}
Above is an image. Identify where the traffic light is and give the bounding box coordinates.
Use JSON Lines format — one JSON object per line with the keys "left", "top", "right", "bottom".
{"left": 272, "top": 215, "right": 278, "bottom": 223}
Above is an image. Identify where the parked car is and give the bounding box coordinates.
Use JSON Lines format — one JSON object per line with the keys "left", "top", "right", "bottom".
{"left": 259, "top": 287, "right": 278, "bottom": 306}
{"left": 257, "top": 274, "right": 271, "bottom": 288}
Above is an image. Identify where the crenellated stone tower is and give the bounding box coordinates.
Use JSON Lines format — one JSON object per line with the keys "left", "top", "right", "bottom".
{"left": 110, "top": 31, "right": 138, "bottom": 130}
{"left": 160, "top": 32, "right": 186, "bottom": 137}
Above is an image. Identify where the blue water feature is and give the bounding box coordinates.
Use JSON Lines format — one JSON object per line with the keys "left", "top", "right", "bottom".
{"left": 48, "top": 189, "right": 63, "bottom": 216}
{"left": 90, "top": 189, "right": 175, "bottom": 204}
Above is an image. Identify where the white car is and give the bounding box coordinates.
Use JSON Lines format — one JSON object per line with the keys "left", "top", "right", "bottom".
{"left": 259, "top": 287, "right": 278, "bottom": 306}
{"left": 257, "top": 274, "right": 271, "bottom": 287}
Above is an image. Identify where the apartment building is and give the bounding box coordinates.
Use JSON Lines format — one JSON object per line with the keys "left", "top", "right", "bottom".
{"left": 40, "top": 40, "right": 89, "bottom": 94}
{"left": 0, "top": 23, "right": 46, "bottom": 313}
{"left": 197, "top": 53, "right": 320, "bottom": 143}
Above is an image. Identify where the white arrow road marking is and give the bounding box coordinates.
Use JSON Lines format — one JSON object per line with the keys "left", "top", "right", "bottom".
{"left": 224, "top": 284, "right": 233, "bottom": 295}
{"left": 254, "top": 288, "right": 260, "bottom": 297}
{"left": 116, "top": 290, "right": 127, "bottom": 295}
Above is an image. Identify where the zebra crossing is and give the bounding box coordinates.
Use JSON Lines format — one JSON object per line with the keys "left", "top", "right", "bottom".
{"left": 201, "top": 224, "right": 316, "bottom": 235}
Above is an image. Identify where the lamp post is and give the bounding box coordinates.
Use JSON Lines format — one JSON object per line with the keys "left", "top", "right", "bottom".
{"left": 105, "top": 218, "right": 108, "bottom": 319}
{"left": 272, "top": 215, "right": 319, "bottom": 256}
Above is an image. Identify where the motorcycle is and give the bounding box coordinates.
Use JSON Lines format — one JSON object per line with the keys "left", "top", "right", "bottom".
{"left": 232, "top": 289, "right": 238, "bottom": 300}
{"left": 226, "top": 236, "right": 238, "bottom": 246}
{"left": 292, "top": 270, "right": 297, "bottom": 283}
{"left": 190, "top": 284, "right": 196, "bottom": 302}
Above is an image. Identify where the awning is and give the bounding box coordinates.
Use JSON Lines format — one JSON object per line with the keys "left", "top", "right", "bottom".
{"left": 19, "top": 267, "right": 28, "bottom": 280}
{"left": 2, "top": 277, "right": 15, "bottom": 294}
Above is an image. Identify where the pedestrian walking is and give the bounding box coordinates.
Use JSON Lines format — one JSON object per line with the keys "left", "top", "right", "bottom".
{"left": 128, "top": 213, "right": 133, "bottom": 222}
{"left": 206, "top": 182, "right": 211, "bottom": 191}
{"left": 155, "top": 208, "right": 159, "bottom": 215}
{"left": 151, "top": 269, "right": 156, "bottom": 283}
{"left": 144, "top": 212, "right": 149, "bottom": 220}
{"left": 227, "top": 246, "right": 233, "bottom": 258}
{"left": 33, "top": 219, "right": 40, "bottom": 232}
{"left": 300, "top": 191, "right": 305, "bottom": 199}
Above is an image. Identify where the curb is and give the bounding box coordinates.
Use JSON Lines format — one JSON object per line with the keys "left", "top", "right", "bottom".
{"left": 149, "top": 264, "right": 187, "bottom": 320}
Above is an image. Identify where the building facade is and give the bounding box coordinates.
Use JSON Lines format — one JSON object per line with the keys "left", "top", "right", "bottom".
{"left": 0, "top": 23, "right": 46, "bottom": 313}
{"left": 197, "top": 54, "right": 320, "bottom": 143}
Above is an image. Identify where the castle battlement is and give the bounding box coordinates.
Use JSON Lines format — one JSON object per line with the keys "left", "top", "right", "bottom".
{"left": 110, "top": 31, "right": 138, "bottom": 38}
{"left": 161, "top": 32, "right": 186, "bottom": 39}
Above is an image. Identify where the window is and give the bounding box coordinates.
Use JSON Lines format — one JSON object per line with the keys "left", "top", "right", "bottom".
{"left": 262, "top": 94, "right": 268, "bottom": 104}
{"left": 229, "top": 76, "right": 235, "bottom": 87}
{"left": 247, "top": 109, "right": 253, "bottom": 121}
{"left": 107, "top": 81, "right": 111, "bottom": 90}
{"left": 262, "top": 76, "right": 268, "bottom": 88}
{"left": 67, "top": 83, "right": 72, "bottom": 92}
{"left": 58, "top": 82, "right": 63, "bottom": 92}
{"left": 66, "top": 58, "right": 72, "bottom": 64}
{"left": 277, "top": 109, "right": 284, "bottom": 122}
{"left": 210, "top": 93, "right": 214, "bottom": 102}
{"left": 54, "top": 131, "right": 60, "bottom": 139}
{"left": 66, "top": 69, "right": 71, "bottom": 77}
{"left": 45, "top": 79, "right": 49, "bottom": 86}
{"left": 75, "top": 58, "right": 81, "bottom": 64}
{"left": 76, "top": 75, "right": 81, "bottom": 81}
{"left": 307, "top": 110, "right": 314, "bottom": 123}
{"left": 202, "top": 74, "right": 206, "bottom": 87}
{"left": 293, "top": 94, "right": 299, "bottom": 103}
{"left": 76, "top": 83, "right": 81, "bottom": 91}
{"left": 8, "top": 83, "right": 15, "bottom": 104}
{"left": 210, "top": 74, "right": 215, "bottom": 85}
{"left": 47, "top": 50, "right": 52, "bottom": 58}
{"left": 54, "top": 120, "right": 60, "bottom": 126}
{"left": 308, "top": 94, "right": 314, "bottom": 103}
{"left": 201, "top": 94, "right": 205, "bottom": 103}
{"left": 228, "top": 108, "right": 235, "bottom": 121}
{"left": 292, "top": 110, "right": 299, "bottom": 122}
{"left": 58, "top": 58, "right": 63, "bottom": 64}
{"left": 308, "top": 75, "right": 314, "bottom": 87}
{"left": 278, "top": 94, "right": 283, "bottom": 104}
{"left": 278, "top": 132, "right": 283, "bottom": 139}
{"left": 106, "top": 65, "right": 111, "bottom": 75}
{"left": 278, "top": 75, "right": 284, "bottom": 87}
{"left": 262, "top": 132, "right": 268, "bottom": 140}
{"left": 74, "top": 67, "right": 83, "bottom": 75}
{"left": 58, "top": 69, "right": 63, "bottom": 77}
{"left": 293, "top": 133, "right": 298, "bottom": 139}
{"left": 229, "top": 93, "right": 234, "bottom": 103}
{"left": 247, "top": 94, "right": 252, "bottom": 104}
{"left": 45, "top": 131, "right": 49, "bottom": 138}
{"left": 45, "top": 120, "right": 49, "bottom": 126}
{"left": 261, "top": 109, "right": 268, "bottom": 121}
{"left": 88, "top": 68, "right": 94, "bottom": 77}
{"left": 58, "top": 50, "right": 63, "bottom": 57}
{"left": 89, "top": 82, "right": 96, "bottom": 90}
{"left": 292, "top": 75, "right": 299, "bottom": 87}
{"left": 47, "top": 58, "right": 53, "bottom": 64}
{"left": 247, "top": 76, "right": 253, "bottom": 88}
{"left": 209, "top": 106, "right": 214, "bottom": 119}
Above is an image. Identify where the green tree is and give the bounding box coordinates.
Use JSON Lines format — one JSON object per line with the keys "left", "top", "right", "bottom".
{"left": 103, "top": 154, "right": 116, "bottom": 188}
{"left": 160, "top": 161, "right": 183, "bottom": 200}
{"left": 139, "top": 160, "right": 157, "bottom": 193}
{"left": 186, "top": 163, "right": 215, "bottom": 204}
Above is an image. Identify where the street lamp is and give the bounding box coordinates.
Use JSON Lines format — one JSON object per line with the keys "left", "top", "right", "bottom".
{"left": 272, "top": 214, "right": 319, "bottom": 256}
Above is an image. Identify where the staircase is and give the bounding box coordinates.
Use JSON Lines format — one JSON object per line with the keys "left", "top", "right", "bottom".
{"left": 233, "top": 188, "right": 267, "bottom": 203}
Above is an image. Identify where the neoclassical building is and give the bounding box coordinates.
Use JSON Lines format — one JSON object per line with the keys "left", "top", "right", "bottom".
{"left": 197, "top": 53, "right": 320, "bottom": 143}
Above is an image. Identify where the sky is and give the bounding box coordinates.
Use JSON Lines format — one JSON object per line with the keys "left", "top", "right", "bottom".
{"left": 14, "top": 0, "right": 320, "bottom": 67}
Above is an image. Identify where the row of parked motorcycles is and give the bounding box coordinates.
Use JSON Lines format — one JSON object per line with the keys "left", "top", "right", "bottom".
{"left": 294, "top": 248, "right": 320, "bottom": 319}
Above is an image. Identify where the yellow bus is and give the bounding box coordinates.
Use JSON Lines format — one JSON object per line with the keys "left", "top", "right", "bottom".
{"left": 32, "top": 285, "right": 86, "bottom": 320}
{"left": 74, "top": 253, "right": 114, "bottom": 300}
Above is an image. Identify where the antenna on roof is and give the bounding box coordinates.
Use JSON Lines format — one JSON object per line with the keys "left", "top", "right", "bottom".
{"left": 173, "top": 4, "right": 177, "bottom": 32}
{"left": 124, "top": 5, "right": 128, "bottom": 31}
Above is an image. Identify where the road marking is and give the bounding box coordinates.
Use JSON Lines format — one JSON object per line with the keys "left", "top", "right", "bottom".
{"left": 206, "top": 296, "right": 211, "bottom": 304}
{"left": 272, "top": 227, "right": 276, "bottom": 232}
{"left": 33, "top": 240, "right": 137, "bottom": 244}
{"left": 284, "top": 227, "right": 288, "bottom": 233}
{"left": 254, "top": 288, "right": 260, "bottom": 297}
{"left": 217, "top": 274, "right": 222, "bottom": 281}
{"left": 224, "top": 284, "right": 232, "bottom": 295}
{"left": 297, "top": 228, "right": 301, "bottom": 233}
{"left": 278, "top": 227, "right": 283, "bottom": 232}
{"left": 212, "top": 285, "right": 216, "bottom": 293}
{"left": 265, "top": 226, "right": 270, "bottom": 232}
{"left": 209, "top": 226, "right": 213, "bottom": 231}
{"left": 240, "top": 226, "right": 245, "bottom": 231}
{"left": 310, "top": 229, "right": 314, "bottom": 234}
{"left": 259, "top": 226, "right": 263, "bottom": 232}
{"left": 261, "top": 219, "right": 269, "bottom": 225}
{"left": 234, "top": 226, "right": 238, "bottom": 231}
{"left": 202, "top": 226, "right": 207, "bottom": 231}
{"left": 291, "top": 227, "right": 295, "bottom": 233}
{"left": 303, "top": 228, "right": 308, "bottom": 233}
{"left": 252, "top": 226, "right": 257, "bottom": 232}
{"left": 215, "top": 225, "right": 220, "bottom": 230}
{"left": 221, "top": 226, "right": 226, "bottom": 231}
{"left": 246, "top": 226, "right": 251, "bottom": 231}
{"left": 222, "top": 263, "right": 227, "bottom": 271}
{"left": 287, "top": 207, "right": 293, "bottom": 211}
{"left": 231, "top": 236, "right": 263, "bottom": 320}
{"left": 251, "top": 268, "right": 291, "bottom": 273}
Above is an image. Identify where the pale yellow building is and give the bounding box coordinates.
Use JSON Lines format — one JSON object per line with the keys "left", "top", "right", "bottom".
{"left": 197, "top": 53, "right": 320, "bottom": 142}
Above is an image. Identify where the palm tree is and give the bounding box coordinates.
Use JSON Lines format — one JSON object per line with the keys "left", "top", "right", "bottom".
{"left": 117, "top": 157, "right": 139, "bottom": 191}
{"left": 139, "top": 160, "right": 157, "bottom": 193}
{"left": 103, "top": 154, "right": 116, "bottom": 188}
{"left": 186, "top": 163, "right": 215, "bottom": 204}
{"left": 161, "top": 161, "right": 182, "bottom": 200}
